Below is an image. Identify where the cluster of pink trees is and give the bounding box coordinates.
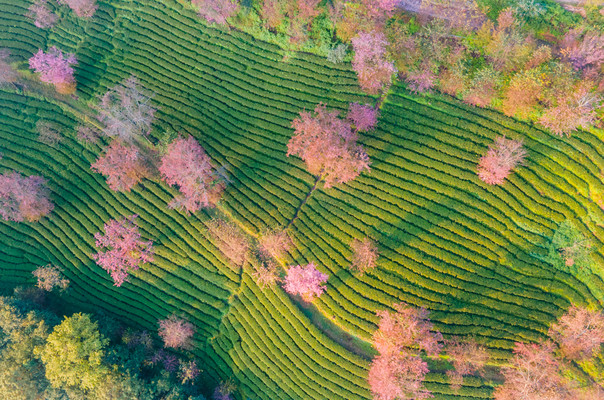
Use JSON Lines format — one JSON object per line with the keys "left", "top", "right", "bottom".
{"left": 159, "top": 136, "right": 225, "bottom": 213}
{"left": 548, "top": 306, "right": 604, "bottom": 361}
{"left": 92, "top": 215, "right": 154, "bottom": 286}
{"left": 283, "top": 262, "right": 328, "bottom": 301}
{"left": 0, "top": 171, "right": 53, "bottom": 222}
{"left": 287, "top": 103, "right": 376, "bottom": 187}
{"left": 477, "top": 136, "right": 527, "bottom": 185}
{"left": 29, "top": 46, "right": 77, "bottom": 94}
{"left": 158, "top": 314, "right": 195, "bottom": 349}
{"left": 91, "top": 141, "right": 149, "bottom": 192}
{"left": 351, "top": 31, "right": 396, "bottom": 95}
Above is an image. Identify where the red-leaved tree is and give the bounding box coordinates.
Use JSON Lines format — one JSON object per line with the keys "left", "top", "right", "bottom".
{"left": 0, "top": 171, "right": 53, "bottom": 222}
{"left": 351, "top": 31, "right": 396, "bottom": 94}
{"left": 477, "top": 136, "right": 527, "bottom": 185}
{"left": 349, "top": 237, "right": 378, "bottom": 275}
{"left": 158, "top": 315, "right": 195, "bottom": 349}
{"left": 96, "top": 76, "right": 156, "bottom": 142}
{"left": 347, "top": 102, "right": 379, "bottom": 132}
{"left": 193, "top": 0, "right": 239, "bottom": 25}
{"left": 287, "top": 103, "right": 371, "bottom": 187}
{"left": 494, "top": 342, "right": 578, "bottom": 400}
{"left": 283, "top": 262, "right": 328, "bottom": 301}
{"left": 445, "top": 337, "right": 489, "bottom": 391}
{"left": 159, "top": 136, "right": 225, "bottom": 212}
{"left": 57, "top": 0, "right": 97, "bottom": 18}
{"left": 373, "top": 302, "right": 443, "bottom": 357}
{"left": 91, "top": 141, "right": 149, "bottom": 192}
{"left": 368, "top": 353, "right": 431, "bottom": 400}
{"left": 28, "top": 46, "right": 77, "bottom": 94}
{"left": 548, "top": 306, "right": 604, "bottom": 361}
{"left": 27, "top": 0, "right": 58, "bottom": 29}
{"left": 93, "top": 215, "right": 154, "bottom": 287}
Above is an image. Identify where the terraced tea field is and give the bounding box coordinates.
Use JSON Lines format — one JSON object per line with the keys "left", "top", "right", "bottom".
{"left": 1, "top": 0, "right": 604, "bottom": 398}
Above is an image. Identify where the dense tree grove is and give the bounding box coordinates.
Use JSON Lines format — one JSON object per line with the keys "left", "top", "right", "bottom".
{"left": 93, "top": 215, "right": 154, "bottom": 287}
{"left": 0, "top": 171, "right": 53, "bottom": 222}
{"left": 28, "top": 46, "right": 77, "bottom": 94}
{"left": 0, "top": 293, "right": 207, "bottom": 399}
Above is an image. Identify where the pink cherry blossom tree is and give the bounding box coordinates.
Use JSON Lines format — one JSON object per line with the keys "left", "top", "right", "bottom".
{"left": 349, "top": 237, "right": 379, "bottom": 275}
{"left": 28, "top": 46, "right": 77, "bottom": 94}
{"left": 548, "top": 306, "right": 604, "bottom": 361}
{"left": 32, "top": 264, "right": 69, "bottom": 291}
{"left": 373, "top": 302, "right": 443, "bottom": 357}
{"left": 477, "top": 136, "right": 527, "bottom": 185}
{"left": 0, "top": 49, "right": 18, "bottom": 88}
{"left": 445, "top": 337, "right": 490, "bottom": 391}
{"left": 93, "top": 215, "right": 154, "bottom": 287}
{"left": 158, "top": 315, "right": 195, "bottom": 349}
{"left": 347, "top": 102, "right": 379, "bottom": 132}
{"left": 27, "top": 0, "right": 58, "bottom": 29}
{"left": 193, "top": 0, "right": 239, "bottom": 25}
{"left": 57, "top": 0, "right": 97, "bottom": 18}
{"left": 91, "top": 141, "right": 149, "bottom": 192}
{"left": 351, "top": 31, "right": 396, "bottom": 94}
{"left": 159, "top": 136, "right": 225, "bottom": 212}
{"left": 287, "top": 103, "right": 371, "bottom": 187}
{"left": 494, "top": 342, "right": 577, "bottom": 400}
{"left": 206, "top": 219, "right": 250, "bottom": 268}
{"left": 96, "top": 76, "right": 156, "bottom": 142}
{"left": 283, "top": 262, "right": 328, "bottom": 301}
{"left": 368, "top": 353, "right": 431, "bottom": 400}
{"left": 0, "top": 171, "right": 53, "bottom": 222}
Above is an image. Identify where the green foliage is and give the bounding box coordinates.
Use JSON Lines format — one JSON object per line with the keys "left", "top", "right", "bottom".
{"left": 37, "top": 313, "right": 110, "bottom": 392}
{"left": 540, "top": 220, "right": 595, "bottom": 275}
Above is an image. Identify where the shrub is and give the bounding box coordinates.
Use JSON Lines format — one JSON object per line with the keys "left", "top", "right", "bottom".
{"left": 91, "top": 141, "right": 150, "bottom": 192}
{"left": 283, "top": 263, "right": 328, "bottom": 301}
{"left": 93, "top": 215, "right": 154, "bottom": 287}
{"left": 159, "top": 136, "right": 225, "bottom": 212}
{"left": 477, "top": 136, "right": 526, "bottom": 185}
{"left": 206, "top": 219, "right": 250, "bottom": 267}
{"left": 158, "top": 315, "right": 195, "bottom": 349}
{"left": 0, "top": 171, "right": 53, "bottom": 222}
{"left": 349, "top": 237, "right": 378, "bottom": 275}
{"left": 32, "top": 265, "right": 69, "bottom": 292}
{"left": 28, "top": 46, "right": 77, "bottom": 94}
